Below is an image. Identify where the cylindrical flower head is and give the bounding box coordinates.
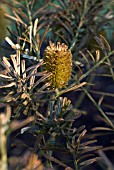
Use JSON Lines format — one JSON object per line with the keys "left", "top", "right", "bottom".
{"left": 43, "top": 41, "right": 72, "bottom": 89}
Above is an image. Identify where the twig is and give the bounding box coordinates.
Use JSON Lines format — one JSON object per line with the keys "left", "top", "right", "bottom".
{"left": 0, "top": 105, "right": 11, "bottom": 170}
{"left": 81, "top": 86, "right": 114, "bottom": 129}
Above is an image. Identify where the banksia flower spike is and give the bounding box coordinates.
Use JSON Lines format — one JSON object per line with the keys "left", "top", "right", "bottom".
{"left": 43, "top": 41, "right": 72, "bottom": 89}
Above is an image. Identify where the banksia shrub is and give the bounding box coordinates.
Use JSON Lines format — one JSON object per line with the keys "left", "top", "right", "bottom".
{"left": 43, "top": 41, "right": 72, "bottom": 89}
{"left": 1, "top": 1, "right": 114, "bottom": 170}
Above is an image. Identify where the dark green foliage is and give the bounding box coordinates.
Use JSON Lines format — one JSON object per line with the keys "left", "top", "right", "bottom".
{"left": 0, "top": 0, "right": 114, "bottom": 170}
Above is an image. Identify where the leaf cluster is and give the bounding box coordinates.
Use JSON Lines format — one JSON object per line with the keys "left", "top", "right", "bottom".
{"left": 0, "top": 0, "right": 114, "bottom": 170}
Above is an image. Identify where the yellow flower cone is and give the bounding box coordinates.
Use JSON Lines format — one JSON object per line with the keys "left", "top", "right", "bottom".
{"left": 43, "top": 41, "right": 72, "bottom": 88}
